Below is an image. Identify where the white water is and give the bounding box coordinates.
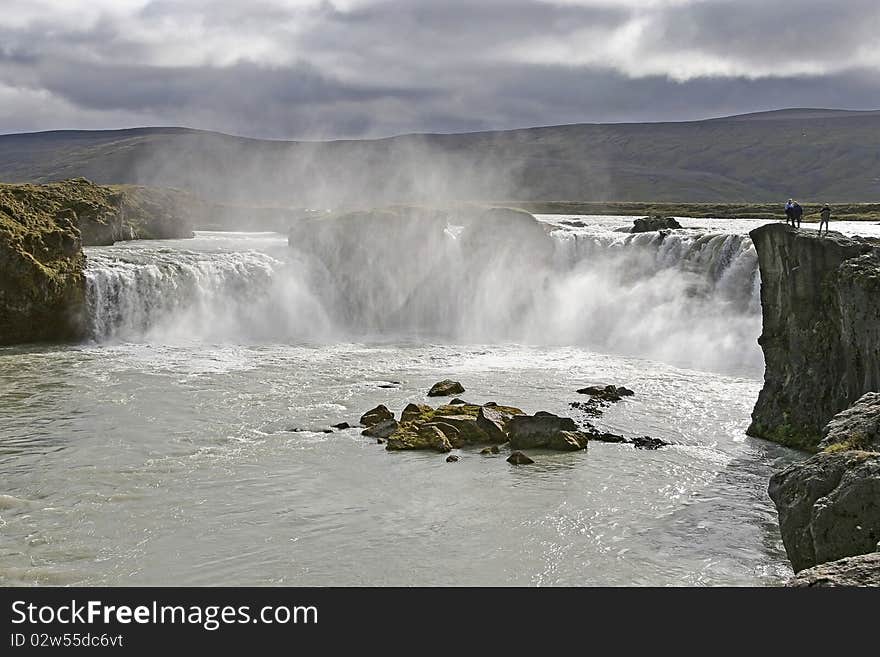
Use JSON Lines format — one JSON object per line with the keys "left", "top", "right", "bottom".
{"left": 83, "top": 216, "right": 767, "bottom": 375}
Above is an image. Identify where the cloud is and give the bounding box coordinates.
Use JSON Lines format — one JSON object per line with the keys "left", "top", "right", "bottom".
{"left": 0, "top": 0, "right": 878, "bottom": 137}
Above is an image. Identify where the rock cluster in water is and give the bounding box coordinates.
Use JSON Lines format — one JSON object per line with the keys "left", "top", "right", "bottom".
{"left": 348, "top": 380, "right": 666, "bottom": 465}
{"left": 378, "top": 401, "right": 526, "bottom": 453}
{"left": 573, "top": 384, "right": 635, "bottom": 417}
{"left": 569, "top": 385, "right": 669, "bottom": 449}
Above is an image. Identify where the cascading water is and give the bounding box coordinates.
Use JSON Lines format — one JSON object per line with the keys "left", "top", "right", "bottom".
{"left": 543, "top": 228, "right": 761, "bottom": 373}
{"left": 84, "top": 236, "right": 334, "bottom": 343}
{"left": 82, "top": 217, "right": 762, "bottom": 374}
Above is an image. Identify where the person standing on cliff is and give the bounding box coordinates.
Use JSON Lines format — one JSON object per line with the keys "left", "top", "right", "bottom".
{"left": 790, "top": 200, "right": 803, "bottom": 228}
{"left": 784, "top": 199, "right": 794, "bottom": 226}
{"left": 818, "top": 203, "right": 832, "bottom": 236}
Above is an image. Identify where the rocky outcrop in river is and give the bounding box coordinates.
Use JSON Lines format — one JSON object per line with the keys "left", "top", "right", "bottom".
{"left": 630, "top": 216, "right": 682, "bottom": 232}
{"left": 748, "top": 224, "right": 880, "bottom": 449}
{"left": 360, "top": 383, "right": 660, "bottom": 459}
{"left": 0, "top": 179, "right": 198, "bottom": 344}
{"left": 384, "top": 401, "right": 525, "bottom": 452}
{"left": 787, "top": 552, "right": 880, "bottom": 587}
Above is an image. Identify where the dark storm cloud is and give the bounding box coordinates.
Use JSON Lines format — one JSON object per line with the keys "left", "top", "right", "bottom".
{"left": 37, "top": 61, "right": 433, "bottom": 112}
{"left": 0, "top": 0, "right": 878, "bottom": 138}
{"left": 490, "top": 65, "right": 880, "bottom": 126}
{"left": 655, "top": 0, "right": 880, "bottom": 64}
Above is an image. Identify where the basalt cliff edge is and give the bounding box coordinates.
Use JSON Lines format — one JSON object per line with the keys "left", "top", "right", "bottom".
{"left": 747, "top": 223, "right": 880, "bottom": 450}
{"left": 749, "top": 224, "right": 880, "bottom": 584}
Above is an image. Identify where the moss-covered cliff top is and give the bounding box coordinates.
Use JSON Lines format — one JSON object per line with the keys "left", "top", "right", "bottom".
{"left": 1, "top": 179, "right": 85, "bottom": 237}
{"left": 0, "top": 178, "right": 198, "bottom": 245}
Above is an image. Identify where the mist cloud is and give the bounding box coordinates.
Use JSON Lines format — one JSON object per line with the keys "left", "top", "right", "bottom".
{"left": 1, "top": 0, "right": 878, "bottom": 138}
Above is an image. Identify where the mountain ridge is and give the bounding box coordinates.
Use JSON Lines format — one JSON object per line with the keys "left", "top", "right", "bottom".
{"left": 2, "top": 108, "right": 878, "bottom": 205}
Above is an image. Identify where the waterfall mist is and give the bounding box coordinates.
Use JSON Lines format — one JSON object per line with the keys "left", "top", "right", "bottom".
{"left": 84, "top": 211, "right": 763, "bottom": 376}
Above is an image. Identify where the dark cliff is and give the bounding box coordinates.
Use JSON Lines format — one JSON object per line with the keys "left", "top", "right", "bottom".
{"left": 0, "top": 179, "right": 196, "bottom": 345}
{"left": 748, "top": 223, "right": 880, "bottom": 449}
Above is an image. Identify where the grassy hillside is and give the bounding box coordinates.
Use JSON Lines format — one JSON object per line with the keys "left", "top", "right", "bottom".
{"left": 1, "top": 109, "right": 878, "bottom": 206}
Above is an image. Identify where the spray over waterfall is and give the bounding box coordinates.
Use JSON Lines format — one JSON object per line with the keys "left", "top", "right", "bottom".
{"left": 84, "top": 213, "right": 762, "bottom": 374}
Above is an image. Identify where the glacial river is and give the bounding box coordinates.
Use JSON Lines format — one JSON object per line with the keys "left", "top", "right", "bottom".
{"left": 2, "top": 216, "right": 876, "bottom": 585}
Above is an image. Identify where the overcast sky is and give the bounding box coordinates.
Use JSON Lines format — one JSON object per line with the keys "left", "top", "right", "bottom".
{"left": 1, "top": 0, "right": 879, "bottom": 139}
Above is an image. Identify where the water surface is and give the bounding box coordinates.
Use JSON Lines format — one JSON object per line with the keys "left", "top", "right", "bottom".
{"left": 2, "top": 214, "right": 837, "bottom": 585}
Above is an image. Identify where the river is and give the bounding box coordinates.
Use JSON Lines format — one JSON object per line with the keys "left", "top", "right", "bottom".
{"left": 3, "top": 215, "right": 874, "bottom": 585}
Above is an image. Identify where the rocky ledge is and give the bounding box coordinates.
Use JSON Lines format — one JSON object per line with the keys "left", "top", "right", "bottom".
{"left": 787, "top": 552, "right": 880, "bottom": 587}
{"left": 769, "top": 449, "right": 880, "bottom": 573}
{"left": 768, "top": 395, "right": 880, "bottom": 583}
{"left": 0, "top": 178, "right": 198, "bottom": 344}
{"left": 819, "top": 392, "right": 880, "bottom": 452}
{"left": 748, "top": 223, "right": 880, "bottom": 450}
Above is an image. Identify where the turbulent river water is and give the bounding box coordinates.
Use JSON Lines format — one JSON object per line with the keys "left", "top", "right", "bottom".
{"left": 2, "top": 215, "right": 876, "bottom": 586}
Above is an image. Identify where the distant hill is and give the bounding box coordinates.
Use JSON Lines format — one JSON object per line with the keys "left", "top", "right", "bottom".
{"left": 1, "top": 109, "right": 878, "bottom": 206}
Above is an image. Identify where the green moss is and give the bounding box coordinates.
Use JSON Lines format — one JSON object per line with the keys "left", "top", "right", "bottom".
{"left": 748, "top": 421, "right": 822, "bottom": 452}
{"left": 822, "top": 433, "right": 871, "bottom": 454}
{"left": 386, "top": 403, "right": 523, "bottom": 451}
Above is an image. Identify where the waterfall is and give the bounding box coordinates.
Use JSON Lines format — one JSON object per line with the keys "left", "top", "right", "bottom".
{"left": 83, "top": 222, "right": 763, "bottom": 374}
{"left": 84, "top": 244, "right": 333, "bottom": 343}
{"left": 544, "top": 229, "right": 761, "bottom": 372}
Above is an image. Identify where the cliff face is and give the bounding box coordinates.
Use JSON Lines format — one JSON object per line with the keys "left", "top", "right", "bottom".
{"left": 748, "top": 223, "right": 880, "bottom": 449}
{"left": 0, "top": 188, "right": 86, "bottom": 343}
{"left": 0, "top": 179, "right": 197, "bottom": 345}
{"left": 769, "top": 450, "right": 880, "bottom": 572}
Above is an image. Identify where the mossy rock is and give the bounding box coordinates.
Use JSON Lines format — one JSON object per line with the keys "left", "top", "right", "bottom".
{"left": 400, "top": 403, "right": 433, "bottom": 423}
{"left": 386, "top": 425, "right": 453, "bottom": 452}
{"left": 384, "top": 401, "right": 523, "bottom": 451}
{"left": 0, "top": 184, "right": 87, "bottom": 343}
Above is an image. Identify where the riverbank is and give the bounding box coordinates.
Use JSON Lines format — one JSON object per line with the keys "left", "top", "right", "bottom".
{"left": 514, "top": 201, "right": 880, "bottom": 222}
